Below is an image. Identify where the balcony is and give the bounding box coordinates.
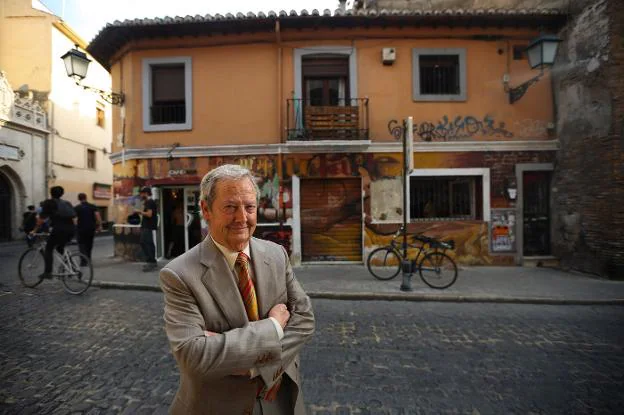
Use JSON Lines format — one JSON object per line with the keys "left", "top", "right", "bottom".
{"left": 286, "top": 98, "right": 369, "bottom": 141}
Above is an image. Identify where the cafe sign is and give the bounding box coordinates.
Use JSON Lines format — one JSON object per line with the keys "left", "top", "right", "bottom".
{"left": 93, "top": 183, "right": 112, "bottom": 199}
{"left": 168, "top": 169, "right": 197, "bottom": 176}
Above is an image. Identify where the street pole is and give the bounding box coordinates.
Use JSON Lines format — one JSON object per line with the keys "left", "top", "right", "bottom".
{"left": 400, "top": 117, "right": 413, "bottom": 292}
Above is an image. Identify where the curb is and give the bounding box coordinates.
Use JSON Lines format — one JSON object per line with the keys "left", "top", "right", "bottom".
{"left": 91, "top": 280, "right": 624, "bottom": 305}
{"left": 92, "top": 281, "right": 162, "bottom": 292}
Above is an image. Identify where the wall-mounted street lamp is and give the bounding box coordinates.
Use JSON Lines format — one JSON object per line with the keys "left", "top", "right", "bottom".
{"left": 504, "top": 34, "right": 561, "bottom": 104}
{"left": 61, "top": 46, "right": 125, "bottom": 106}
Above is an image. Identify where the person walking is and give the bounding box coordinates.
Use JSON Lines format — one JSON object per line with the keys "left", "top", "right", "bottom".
{"left": 33, "top": 186, "right": 76, "bottom": 278}
{"left": 74, "top": 193, "right": 102, "bottom": 264}
{"left": 160, "top": 164, "right": 315, "bottom": 414}
{"left": 134, "top": 186, "right": 158, "bottom": 271}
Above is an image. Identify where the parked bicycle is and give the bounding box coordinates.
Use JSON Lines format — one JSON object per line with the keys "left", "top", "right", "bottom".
{"left": 367, "top": 225, "right": 458, "bottom": 289}
{"left": 18, "top": 233, "right": 93, "bottom": 295}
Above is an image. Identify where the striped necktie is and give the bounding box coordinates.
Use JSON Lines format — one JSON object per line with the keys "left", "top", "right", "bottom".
{"left": 235, "top": 252, "right": 259, "bottom": 322}
{"left": 235, "top": 252, "right": 282, "bottom": 401}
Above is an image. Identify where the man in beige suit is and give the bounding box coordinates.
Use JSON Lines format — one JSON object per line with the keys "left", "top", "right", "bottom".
{"left": 160, "top": 164, "right": 315, "bottom": 414}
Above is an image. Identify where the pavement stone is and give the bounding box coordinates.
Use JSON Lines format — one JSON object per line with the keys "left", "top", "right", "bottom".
{"left": 1, "top": 286, "right": 623, "bottom": 414}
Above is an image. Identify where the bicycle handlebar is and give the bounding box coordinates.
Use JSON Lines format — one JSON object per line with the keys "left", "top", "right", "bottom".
{"left": 29, "top": 232, "right": 50, "bottom": 238}
{"left": 388, "top": 225, "right": 454, "bottom": 250}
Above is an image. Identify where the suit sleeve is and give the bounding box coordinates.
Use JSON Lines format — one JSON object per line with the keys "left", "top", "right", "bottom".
{"left": 257, "top": 246, "right": 315, "bottom": 385}
{"left": 160, "top": 267, "right": 282, "bottom": 381}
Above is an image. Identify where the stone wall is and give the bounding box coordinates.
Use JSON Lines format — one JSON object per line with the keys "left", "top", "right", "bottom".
{"left": 550, "top": 0, "right": 624, "bottom": 278}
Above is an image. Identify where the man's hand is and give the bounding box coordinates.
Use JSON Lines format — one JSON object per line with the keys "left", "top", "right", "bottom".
{"left": 269, "top": 303, "right": 290, "bottom": 329}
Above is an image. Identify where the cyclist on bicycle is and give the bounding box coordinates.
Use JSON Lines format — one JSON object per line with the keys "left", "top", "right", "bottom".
{"left": 32, "top": 186, "right": 76, "bottom": 278}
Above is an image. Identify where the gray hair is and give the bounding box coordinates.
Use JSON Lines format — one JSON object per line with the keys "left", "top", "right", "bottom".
{"left": 200, "top": 164, "right": 259, "bottom": 208}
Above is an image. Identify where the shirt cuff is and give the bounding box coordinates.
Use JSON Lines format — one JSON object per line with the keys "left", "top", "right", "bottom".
{"left": 249, "top": 318, "right": 283, "bottom": 379}
{"left": 269, "top": 317, "right": 285, "bottom": 340}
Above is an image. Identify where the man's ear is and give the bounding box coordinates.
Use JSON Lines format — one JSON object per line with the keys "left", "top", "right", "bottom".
{"left": 200, "top": 200, "right": 211, "bottom": 222}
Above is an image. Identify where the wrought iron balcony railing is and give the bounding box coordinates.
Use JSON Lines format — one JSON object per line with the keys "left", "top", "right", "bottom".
{"left": 286, "top": 98, "right": 369, "bottom": 141}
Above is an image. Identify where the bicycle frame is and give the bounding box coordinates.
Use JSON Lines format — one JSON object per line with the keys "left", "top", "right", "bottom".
{"left": 31, "top": 236, "right": 78, "bottom": 278}
{"left": 52, "top": 249, "right": 78, "bottom": 277}
{"left": 386, "top": 227, "right": 452, "bottom": 272}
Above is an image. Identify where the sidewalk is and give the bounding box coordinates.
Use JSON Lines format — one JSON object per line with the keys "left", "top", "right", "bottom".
{"left": 90, "top": 255, "right": 624, "bottom": 305}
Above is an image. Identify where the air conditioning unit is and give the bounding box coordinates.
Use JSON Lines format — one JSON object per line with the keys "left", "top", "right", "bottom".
{"left": 382, "top": 47, "right": 396, "bottom": 65}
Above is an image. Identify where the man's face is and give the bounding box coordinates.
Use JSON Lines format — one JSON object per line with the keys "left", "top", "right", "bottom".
{"left": 140, "top": 192, "right": 148, "bottom": 201}
{"left": 200, "top": 178, "right": 257, "bottom": 252}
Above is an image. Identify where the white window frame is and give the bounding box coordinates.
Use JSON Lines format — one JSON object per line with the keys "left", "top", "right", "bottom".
{"left": 142, "top": 56, "right": 193, "bottom": 132}
{"left": 412, "top": 48, "right": 467, "bottom": 102}
{"left": 408, "top": 168, "right": 490, "bottom": 222}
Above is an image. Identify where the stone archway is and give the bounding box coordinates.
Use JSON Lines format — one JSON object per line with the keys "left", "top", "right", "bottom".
{"left": 0, "top": 165, "right": 27, "bottom": 241}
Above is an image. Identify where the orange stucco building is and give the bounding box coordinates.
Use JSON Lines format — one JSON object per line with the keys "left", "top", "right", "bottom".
{"left": 88, "top": 8, "right": 566, "bottom": 265}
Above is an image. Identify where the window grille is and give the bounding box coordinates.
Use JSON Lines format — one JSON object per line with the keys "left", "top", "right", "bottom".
{"left": 150, "top": 64, "right": 186, "bottom": 124}
{"left": 410, "top": 176, "right": 478, "bottom": 220}
{"left": 419, "top": 55, "right": 460, "bottom": 95}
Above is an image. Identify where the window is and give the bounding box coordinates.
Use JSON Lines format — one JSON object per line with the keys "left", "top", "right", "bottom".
{"left": 142, "top": 57, "right": 192, "bottom": 132}
{"left": 412, "top": 48, "right": 466, "bottom": 101}
{"left": 96, "top": 105, "right": 105, "bottom": 128}
{"left": 87, "top": 149, "right": 96, "bottom": 170}
{"left": 410, "top": 176, "right": 481, "bottom": 220}
{"left": 302, "top": 55, "right": 350, "bottom": 106}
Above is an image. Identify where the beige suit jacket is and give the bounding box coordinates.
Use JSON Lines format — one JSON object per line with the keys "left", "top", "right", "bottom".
{"left": 160, "top": 236, "right": 315, "bottom": 415}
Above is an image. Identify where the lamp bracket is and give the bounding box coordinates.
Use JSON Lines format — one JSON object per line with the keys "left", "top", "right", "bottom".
{"left": 508, "top": 70, "right": 544, "bottom": 104}
{"left": 74, "top": 79, "right": 125, "bottom": 106}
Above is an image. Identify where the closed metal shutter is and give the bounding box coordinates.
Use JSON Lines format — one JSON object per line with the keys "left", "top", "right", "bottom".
{"left": 300, "top": 178, "right": 362, "bottom": 262}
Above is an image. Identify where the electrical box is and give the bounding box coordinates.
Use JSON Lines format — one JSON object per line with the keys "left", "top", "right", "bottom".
{"left": 382, "top": 47, "right": 396, "bottom": 65}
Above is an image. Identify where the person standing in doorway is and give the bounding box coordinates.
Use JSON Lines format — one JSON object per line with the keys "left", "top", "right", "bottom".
{"left": 74, "top": 193, "right": 102, "bottom": 264}
{"left": 135, "top": 186, "right": 158, "bottom": 271}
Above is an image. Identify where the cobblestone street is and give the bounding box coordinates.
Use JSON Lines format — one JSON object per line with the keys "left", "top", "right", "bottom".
{"left": 1, "top": 283, "right": 623, "bottom": 414}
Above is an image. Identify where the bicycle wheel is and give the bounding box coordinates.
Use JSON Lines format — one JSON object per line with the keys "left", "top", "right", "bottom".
{"left": 367, "top": 247, "right": 402, "bottom": 281}
{"left": 18, "top": 248, "right": 45, "bottom": 288}
{"left": 419, "top": 252, "right": 458, "bottom": 289}
{"left": 62, "top": 253, "right": 93, "bottom": 295}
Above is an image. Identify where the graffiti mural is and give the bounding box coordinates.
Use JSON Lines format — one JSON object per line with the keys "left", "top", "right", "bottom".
{"left": 113, "top": 155, "right": 290, "bottom": 224}
{"left": 110, "top": 149, "right": 554, "bottom": 264}
{"left": 388, "top": 115, "right": 514, "bottom": 141}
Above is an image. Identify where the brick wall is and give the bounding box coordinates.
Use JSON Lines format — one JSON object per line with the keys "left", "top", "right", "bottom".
{"left": 551, "top": 0, "right": 624, "bottom": 278}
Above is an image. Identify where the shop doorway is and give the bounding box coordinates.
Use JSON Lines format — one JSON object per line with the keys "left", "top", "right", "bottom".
{"left": 161, "top": 187, "right": 202, "bottom": 258}
{"left": 300, "top": 178, "right": 362, "bottom": 262}
{"left": 523, "top": 171, "right": 551, "bottom": 256}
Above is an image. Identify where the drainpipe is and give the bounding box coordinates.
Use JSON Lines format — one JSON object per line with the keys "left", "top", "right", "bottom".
{"left": 275, "top": 19, "right": 286, "bottom": 228}
{"left": 47, "top": 100, "right": 54, "bottom": 198}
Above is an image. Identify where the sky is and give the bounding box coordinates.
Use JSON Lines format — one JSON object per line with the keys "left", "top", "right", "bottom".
{"left": 40, "top": 0, "right": 341, "bottom": 43}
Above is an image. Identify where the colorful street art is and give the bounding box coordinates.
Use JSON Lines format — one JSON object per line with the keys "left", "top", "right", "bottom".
{"left": 111, "top": 149, "right": 552, "bottom": 265}
{"left": 113, "top": 155, "right": 287, "bottom": 224}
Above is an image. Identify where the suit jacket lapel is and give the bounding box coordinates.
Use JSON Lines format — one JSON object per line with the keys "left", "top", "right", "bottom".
{"left": 199, "top": 237, "right": 248, "bottom": 329}
{"left": 250, "top": 238, "right": 275, "bottom": 319}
